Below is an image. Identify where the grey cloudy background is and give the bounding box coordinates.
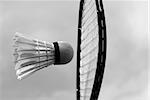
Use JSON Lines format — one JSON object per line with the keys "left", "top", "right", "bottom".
{"left": 0, "top": 0, "right": 148, "bottom": 100}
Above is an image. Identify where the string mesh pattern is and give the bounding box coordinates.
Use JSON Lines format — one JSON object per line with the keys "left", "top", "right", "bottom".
{"left": 77, "top": 0, "right": 106, "bottom": 100}
{"left": 80, "top": 0, "right": 98, "bottom": 99}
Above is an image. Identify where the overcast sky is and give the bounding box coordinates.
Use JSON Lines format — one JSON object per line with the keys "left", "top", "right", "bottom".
{"left": 0, "top": 0, "right": 148, "bottom": 100}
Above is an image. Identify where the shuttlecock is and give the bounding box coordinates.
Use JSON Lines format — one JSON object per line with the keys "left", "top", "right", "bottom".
{"left": 13, "top": 32, "right": 73, "bottom": 80}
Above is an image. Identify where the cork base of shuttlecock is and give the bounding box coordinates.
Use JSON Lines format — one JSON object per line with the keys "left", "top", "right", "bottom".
{"left": 56, "top": 41, "right": 74, "bottom": 64}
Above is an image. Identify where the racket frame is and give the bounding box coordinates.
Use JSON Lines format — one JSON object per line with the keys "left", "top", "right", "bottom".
{"left": 77, "top": 0, "right": 107, "bottom": 100}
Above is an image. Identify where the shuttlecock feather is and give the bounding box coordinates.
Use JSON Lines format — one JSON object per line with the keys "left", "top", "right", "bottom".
{"left": 13, "top": 32, "right": 73, "bottom": 80}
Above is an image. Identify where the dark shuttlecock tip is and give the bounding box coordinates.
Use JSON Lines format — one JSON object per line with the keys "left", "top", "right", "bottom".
{"left": 53, "top": 41, "right": 74, "bottom": 65}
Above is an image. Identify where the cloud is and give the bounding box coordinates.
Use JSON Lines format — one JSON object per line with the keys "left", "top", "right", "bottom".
{"left": 5, "top": 90, "right": 75, "bottom": 100}
{"left": 98, "top": 69, "right": 147, "bottom": 100}
{"left": 36, "top": 90, "right": 75, "bottom": 100}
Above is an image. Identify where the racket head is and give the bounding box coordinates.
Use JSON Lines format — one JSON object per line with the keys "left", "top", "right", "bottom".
{"left": 77, "top": 0, "right": 106, "bottom": 100}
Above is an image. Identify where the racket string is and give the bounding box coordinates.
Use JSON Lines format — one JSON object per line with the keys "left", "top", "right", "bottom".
{"left": 81, "top": 23, "right": 98, "bottom": 41}
{"left": 83, "top": 0, "right": 93, "bottom": 9}
{"left": 82, "top": 1, "right": 95, "bottom": 18}
{"left": 80, "top": 0, "right": 98, "bottom": 98}
{"left": 78, "top": 0, "right": 106, "bottom": 100}
{"left": 82, "top": 9, "right": 96, "bottom": 27}
{"left": 82, "top": 16, "right": 97, "bottom": 34}
{"left": 81, "top": 31, "right": 98, "bottom": 50}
